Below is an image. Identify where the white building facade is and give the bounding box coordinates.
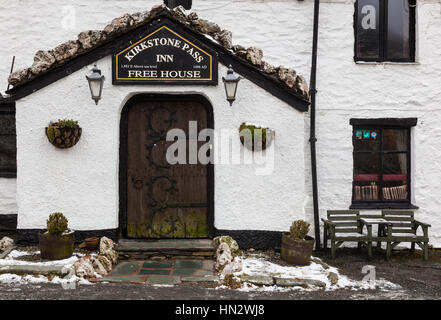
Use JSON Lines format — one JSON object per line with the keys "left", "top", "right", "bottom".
{"left": 1, "top": 0, "right": 440, "bottom": 248}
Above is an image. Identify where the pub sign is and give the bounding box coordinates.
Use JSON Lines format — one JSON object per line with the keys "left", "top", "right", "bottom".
{"left": 113, "top": 25, "right": 218, "bottom": 85}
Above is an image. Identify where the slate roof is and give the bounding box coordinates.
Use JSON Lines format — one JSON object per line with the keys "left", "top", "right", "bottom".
{"left": 5, "top": 5, "right": 310, "bottom": 112}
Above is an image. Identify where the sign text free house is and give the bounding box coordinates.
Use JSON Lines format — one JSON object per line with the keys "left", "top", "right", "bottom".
{"left": 113, "top": 25, "right": 217, "bottom": 85}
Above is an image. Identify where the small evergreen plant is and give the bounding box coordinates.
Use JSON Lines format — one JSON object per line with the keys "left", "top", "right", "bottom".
{"left": 289, "top": 220, "right": 310, "bottom": 240}
{"left": 46, "top": 212, "right": 69, "bottom": 236}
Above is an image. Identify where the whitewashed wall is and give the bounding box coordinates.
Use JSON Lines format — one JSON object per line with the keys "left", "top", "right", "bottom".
{"left": 311, "top": 1, "right": 441, "bottom": 247}
{"left": 3, "top": 0, "right": 441, "bottom": 246}
{"left": 0, "top": 0, "right": 313, "bottom": 219}
{"left": 0, "top": 178, "right": 17, "bottom": 215}
{"left": 16, "top": 60, "right": 306, "bottom": 232}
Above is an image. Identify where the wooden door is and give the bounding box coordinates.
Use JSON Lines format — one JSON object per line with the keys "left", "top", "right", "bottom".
{"left": 126, "top": 100, "right": 209, "bottom": 238}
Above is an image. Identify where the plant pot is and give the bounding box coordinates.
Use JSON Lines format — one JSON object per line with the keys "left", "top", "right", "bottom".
{"left": 85, "top": 237, "right": 99, "bottom": 251}
{"left": 45, "top": 125, "right": 82, "bottom": 149}
{"left": 38, "top": 229, "right": 75, "bottom": 260}
{"left": 240, "top": 128, "right": 274, "bottom": 151}
{"left": 280, "top": 233, "right": 314, "bottom": 265}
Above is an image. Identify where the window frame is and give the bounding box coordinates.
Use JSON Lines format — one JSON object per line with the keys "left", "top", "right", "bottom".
{"left": 354, "top": 0, "right": 416, "bottom": 63}
{"left": 0, "top": 102, "right": 16, "bottom": 178}
{"left": 349, "top": 118, "right": 418, "bottom": 209}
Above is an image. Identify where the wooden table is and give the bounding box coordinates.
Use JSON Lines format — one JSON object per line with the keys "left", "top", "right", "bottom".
{"left": 360, "top": 218, "right": 392, "bottom": 257}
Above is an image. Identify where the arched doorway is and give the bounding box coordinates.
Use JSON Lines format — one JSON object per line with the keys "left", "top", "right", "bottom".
{"left": 119, "top": 94, "right": 214, "bottom": 239}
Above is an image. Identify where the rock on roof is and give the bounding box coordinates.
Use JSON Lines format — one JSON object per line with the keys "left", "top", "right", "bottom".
{"left": 7, "top": 4, "right": 309, "bottom": 101}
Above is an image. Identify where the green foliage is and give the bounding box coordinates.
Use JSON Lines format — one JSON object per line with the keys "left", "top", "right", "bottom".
{"left": 49, "top": 119, "right": 79, "bottom": 128}
{"left": 289, "top": 220, "right": 310, "bottom": 240}
{"left": 46, "top": 212, "right": 69, "bottom": 236}
{"left": 239, "top": 122, "right": 268, "bottom": 145}
{"left": 47, "top": 119, "right": 79, "bottom": 143}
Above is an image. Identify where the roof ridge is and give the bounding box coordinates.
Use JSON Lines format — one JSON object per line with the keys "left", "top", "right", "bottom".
{"left": 7, "top": 4, "right": 309, "bottom": 101}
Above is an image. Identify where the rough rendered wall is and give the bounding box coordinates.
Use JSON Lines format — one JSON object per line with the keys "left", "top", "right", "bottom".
{"left": 0, "top": 0, "right": 313, "bottom": 222}
{"left": 16, "top": 60, "right": 306, "bottom": 233}
{"left": 0, "top": 178, "right": 17, "bottom": 215}
{"left": 312, "top": 1, "right": 441, "bottom": 247}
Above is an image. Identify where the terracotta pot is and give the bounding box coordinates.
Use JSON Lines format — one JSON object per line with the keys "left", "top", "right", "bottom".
{"left": 281, "top": 234, "right": 314, "bottom": 265}
{"left": 45, "top": 125, "right": 82, "bottom": 149}
{"left": 39, "top": 229, "right": 75, "bottom": 260}
{"left": 85, "top": 237, "right": 99, "bottom": 251}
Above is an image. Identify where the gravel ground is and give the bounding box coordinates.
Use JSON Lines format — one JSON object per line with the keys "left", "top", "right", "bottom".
{"left": 1, "top": 233, "right": 440, "bottom": 301}
{"left": 0, "top": 247, "right": 440, "bottom": 300}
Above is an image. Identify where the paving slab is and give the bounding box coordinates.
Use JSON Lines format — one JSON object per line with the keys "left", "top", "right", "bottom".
{"left": 181, "top": 275, "right": 219, "bottom": 282}
{"left": 102, "top": 258, "right": 217, "bottom": 285}
{"left": 146, "top": 275, "right": 181, "bottom": 285}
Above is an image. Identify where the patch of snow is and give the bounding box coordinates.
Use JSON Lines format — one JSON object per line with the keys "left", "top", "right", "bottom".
{"left": 1, "top": 250, "right": 80, "bottom": 268}
{"left": 231, "top": 255, "right": 400, "bottom": 292}
{"left": 0, "top": 273, "right": 93, "bottom": 286}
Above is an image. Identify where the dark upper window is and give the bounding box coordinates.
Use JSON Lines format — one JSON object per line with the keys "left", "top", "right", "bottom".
{"left": 164, "top": 0, "right": 192, "bottom": 10}
{"left": 350, "top": 118, "right": 417, "bottom": 209}
{"left": 0, "top": 102, "right": 16, "bottom": 178}
{"left": 355, "top": 0, "right": 416, "bottom": 62}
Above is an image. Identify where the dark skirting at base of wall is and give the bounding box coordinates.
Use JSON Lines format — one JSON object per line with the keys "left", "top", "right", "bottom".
{"left": 16, "top": 229, "right": 119, "bottom": 245}
{"left": 214, "top": 229, "right": 283, "bottom": 250}
{"left": 0, "top": 214, "right": 17, "bottom": 232}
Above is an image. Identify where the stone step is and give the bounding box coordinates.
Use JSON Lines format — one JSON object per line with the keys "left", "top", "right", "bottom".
{"left": 116, "top": 239, "right": 215, "bottom": 260}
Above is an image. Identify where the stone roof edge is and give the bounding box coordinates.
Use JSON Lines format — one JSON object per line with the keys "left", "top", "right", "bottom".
{"left": 6, "top": 5, "right": 310, "bottom": 104}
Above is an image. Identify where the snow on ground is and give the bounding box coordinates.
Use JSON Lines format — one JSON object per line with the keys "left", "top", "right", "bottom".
{"left": 0, "top": 250, "right": 92, "bottom": 286}
{"left": 227, "top": 255, "right": 400, "bottom": 292}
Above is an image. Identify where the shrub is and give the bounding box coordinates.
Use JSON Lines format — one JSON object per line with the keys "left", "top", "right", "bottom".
{"left": 47, "top": 212, "right": 69, "bottom": 236}
{"left": 289, "top": 220, "right": 310, "bottom": 240}
{"left": 47, "top": 119, "right": 79, "bottom": 143}
{"left": 239, "top": 122, "right": 268, "bottom": 145}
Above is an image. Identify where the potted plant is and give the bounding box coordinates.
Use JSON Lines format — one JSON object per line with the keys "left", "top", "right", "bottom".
{"left": 39, "top": 212, "right": 75, "bottom": 260}
{"left": 45, "top": 119, "right": 82, "bottom": 149}
{"left": 239, "top": 122, "right": 274, "bottom": 151}
{"left": 281, "top": 220, "right": 314, "bottom": 265}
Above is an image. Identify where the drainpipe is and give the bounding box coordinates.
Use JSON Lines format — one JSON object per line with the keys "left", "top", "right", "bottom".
{"left": 309, "top": 0, "right": 321, "bottom": 250}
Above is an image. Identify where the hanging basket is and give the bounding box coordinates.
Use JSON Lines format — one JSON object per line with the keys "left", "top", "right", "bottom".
{"left": 239, "top": 123, "right": 274, "bottom": 151}
{"left": 45, "top": 121, "right": 82, "bottom": 149}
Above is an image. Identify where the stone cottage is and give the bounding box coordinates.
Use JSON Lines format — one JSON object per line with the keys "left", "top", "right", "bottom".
{"left": 1, "top": 0, "right": 441, "bottom": 248}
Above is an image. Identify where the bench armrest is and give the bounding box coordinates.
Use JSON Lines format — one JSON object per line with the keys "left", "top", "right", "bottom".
{"left": 321, "top": 218, "right": 336, "bottom": 226}
{"left": 414, "top": 220, "right": 431, "bottom": 228}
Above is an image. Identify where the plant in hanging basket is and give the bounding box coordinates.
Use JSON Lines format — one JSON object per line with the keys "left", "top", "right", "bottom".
{"left": 46, "top": 119, "right": 82, "bottom": 149}
{"left": 239, "top": 122, "right": 274, "bottom": 151}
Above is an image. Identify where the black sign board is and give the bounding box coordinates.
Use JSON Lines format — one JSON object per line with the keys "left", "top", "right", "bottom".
{"left": 113, "top": 25, "right": 217, "bottom": 85}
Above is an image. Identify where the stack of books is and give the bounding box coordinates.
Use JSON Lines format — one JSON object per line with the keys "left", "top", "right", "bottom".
{"left": 354, "top": 185, "right": 379, "bottom": 200}
{"left": 382, "top": 185, "right": 407, "bottom": 200}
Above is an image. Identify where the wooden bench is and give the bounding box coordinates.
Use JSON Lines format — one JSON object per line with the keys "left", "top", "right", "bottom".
{"left": 382, "top": 210, "right": 431, "bottom": 261}
{"left": 322, "top": 210, "right": 368, "bottom": 259}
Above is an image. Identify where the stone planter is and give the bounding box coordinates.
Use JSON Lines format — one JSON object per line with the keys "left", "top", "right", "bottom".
{"left": 38, "top": 229, "right": 75, "bottom": 260}
{"left": 281, "top": 234, "right": 314, "bottom": 266}
{"left": 240, "top": 128, "right": 274, "bottom": 151}
{"left": 45, "top": 125, "right": 82, "bottom": 149}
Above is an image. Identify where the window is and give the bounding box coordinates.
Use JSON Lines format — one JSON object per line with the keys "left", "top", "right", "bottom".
{"left": 350, "top": 118, "right": 417, "bottom": 209}
{"left": 0, "top": 102, "right": 16, "bottom": 178}
{"left": 164, "top": 0, "right": 192, "bottom": 10}
{"left": 355, "top": 0, "right": 416, "bottom": 62}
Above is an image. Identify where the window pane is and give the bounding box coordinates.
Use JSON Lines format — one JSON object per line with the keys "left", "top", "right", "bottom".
{"left": 382, "top": 129, "right": 408, "bottom": 151}
{"left": 354, "top": 128, "right": 380, "bottom": 151}
{"left": 382, "top": 153, "right": 408, "bottom": 200}
{"left": 356, "top": 0, "right": 380, "bottom": 59}
{"left": 354, "top": 153, "right": 379, "bottom": 175}
{"left": 354, "top": 153, "right": 379, "bottom": 200}
{"left": 0, "top": 136, "right": 16, "bottom": 169}
{"left": 386, "top": 0, "right": 410, "bottom": 60}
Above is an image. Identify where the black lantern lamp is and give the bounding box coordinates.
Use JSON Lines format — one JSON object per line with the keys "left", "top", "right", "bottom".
{"left": 222, "top": 65, "right": 242, "bottom": 106}
{"left": 86, "top": 64, "right": 105, "bottom": 105}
